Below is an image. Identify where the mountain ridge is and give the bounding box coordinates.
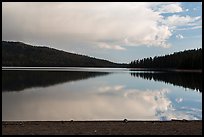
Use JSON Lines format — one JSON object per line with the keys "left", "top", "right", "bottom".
{"left": 2, "top": 41, "right": 127, "bottom": 67}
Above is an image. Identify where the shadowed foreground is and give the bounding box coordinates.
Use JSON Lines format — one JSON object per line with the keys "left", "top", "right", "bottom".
{"left": 2, "top": 120, "right": 202, "bottom": 135}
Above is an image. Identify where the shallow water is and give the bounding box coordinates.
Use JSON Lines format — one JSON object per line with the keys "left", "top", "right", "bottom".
{"left": 2, "top": 68, "right": 202, "bottom": 121}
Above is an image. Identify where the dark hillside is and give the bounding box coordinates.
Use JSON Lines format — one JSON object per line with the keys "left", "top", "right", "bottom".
{"left": 2, "top": 41, "right": 126, "bottom": 67}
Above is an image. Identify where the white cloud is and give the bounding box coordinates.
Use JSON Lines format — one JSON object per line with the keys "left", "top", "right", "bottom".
{"left": 2, "top": 2, "right": 201, "bottom": 51}
{"left": 175, "top": 25, "right": 202, "bottom": 31}
{"left": 2, "top": 2, "right": 173, "bottom": 50}
{"left": 176, "top": 34, "right": 184, "bottom": 39}
{"left": 157, "top": 3, "right": 183, "bottom": 13}
{"left": 97, "top": 42, "right": 125, "bottom": 50}
{"left": 164, "top": 15, "right": 201, "bottom": 27}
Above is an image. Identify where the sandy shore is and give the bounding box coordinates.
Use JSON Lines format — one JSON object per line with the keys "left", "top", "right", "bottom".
{"left": 2, "top": 120, "right": 202, "bottom": 135}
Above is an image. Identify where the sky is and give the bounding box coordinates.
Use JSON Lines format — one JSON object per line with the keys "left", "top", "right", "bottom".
{"left": 2, "top": 2, "right": 202, "bottom": 63}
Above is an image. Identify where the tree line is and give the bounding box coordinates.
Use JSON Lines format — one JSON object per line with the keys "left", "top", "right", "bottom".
{"left": 129, "top": 48, "right": 202, "bottom": 69}
{"left": 2, "top": 41, "right": 202, "bottom": 69}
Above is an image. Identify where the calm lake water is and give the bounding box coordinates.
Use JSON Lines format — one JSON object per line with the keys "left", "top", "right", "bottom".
{"left": 2, "top": 68, "right": 202, "bottom": 121}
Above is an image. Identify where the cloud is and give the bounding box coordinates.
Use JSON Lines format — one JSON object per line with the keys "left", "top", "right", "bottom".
{"left": 164, "top": 15, "right": 201, "bottom": 28}
{"left": 2, "top": 2, "right": 173, "bottom": 50}
{"left": 175, "top": 25, "right": 202, "bottom": 31}
{"left": 157, "top": 3, "right": 183, "bottom": 13}
{"left": 97, "top": 42, "right": 126, "bottom": 50}
{"left": 176, "top": 34, "right": 184, "bottom": 39}
{"left": 2, "top": 2, "right": 201, "bottom": 52}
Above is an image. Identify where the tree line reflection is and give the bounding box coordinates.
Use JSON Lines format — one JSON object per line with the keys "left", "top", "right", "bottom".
{"left": 130, "top": 72, "right": 202, "bottom": 92}
{"left": 2, "top": 70, "right": 110, "bottom": 92}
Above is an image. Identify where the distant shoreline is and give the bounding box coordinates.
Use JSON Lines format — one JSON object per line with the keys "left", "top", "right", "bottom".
{"left": 1, "top": 67, "right": 129, "bottom": 72}
{"left": 2, "top": 67, "right": 202, "bottom": 73}
{"left": 129, "top": 68, "right": 202, "bottom": 73}
{"left": 2, "top": 67, "right": 128, "bottom": 69}
{"left": 2, "top": 120, "right": 202, "bottom": 135}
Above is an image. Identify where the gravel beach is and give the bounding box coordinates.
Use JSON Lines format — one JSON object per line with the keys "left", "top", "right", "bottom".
{"left": 2, "top": 120, "right": 202, "bottom": 135}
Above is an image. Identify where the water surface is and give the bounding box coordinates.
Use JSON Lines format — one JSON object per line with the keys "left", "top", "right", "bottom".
{"left": 2, "top": 68, "right": 202, "bottom": 121}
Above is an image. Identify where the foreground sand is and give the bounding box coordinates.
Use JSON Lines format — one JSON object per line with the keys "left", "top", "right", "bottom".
{"left": 2, "top": 120, "right": 202, "bottom": 135}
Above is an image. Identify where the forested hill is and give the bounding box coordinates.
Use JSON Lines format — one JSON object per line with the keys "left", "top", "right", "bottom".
{"left": 2, "top": 41, "right": 126, "bottom": 67}
{"left": 130, "top": 48, "right": 202, "bottom": 69}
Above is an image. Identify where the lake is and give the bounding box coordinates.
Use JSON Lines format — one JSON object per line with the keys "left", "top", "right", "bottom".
{"left": 2, "top": 68, "right": 202, "bottom": 121}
